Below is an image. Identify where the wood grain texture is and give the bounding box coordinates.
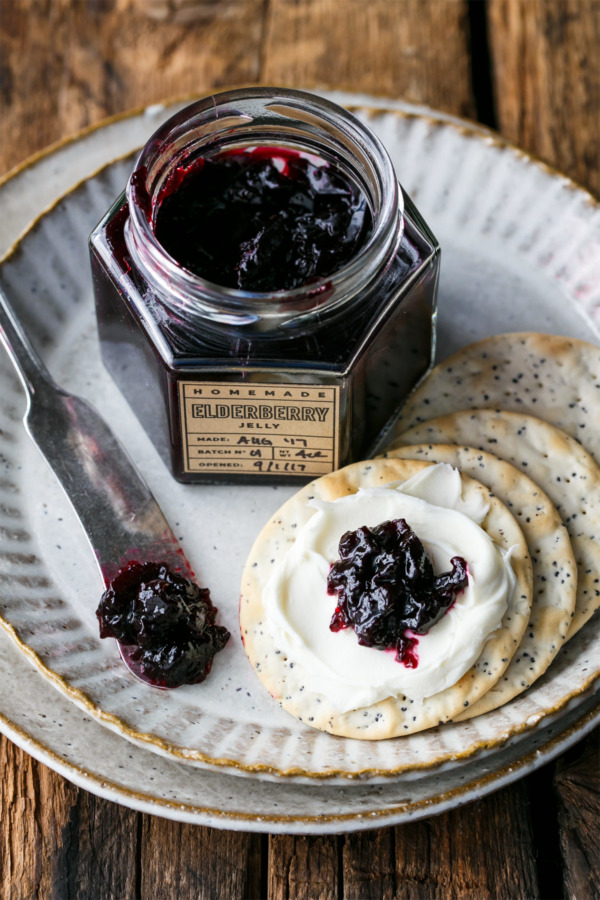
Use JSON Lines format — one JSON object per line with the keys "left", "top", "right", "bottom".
{"left": 268, "top": 835, "right": 339, "bottom": 900}
{"left": 140, "top": 0, "right": 239, "bottom": 25}
{"left": 394, "top": 782, "right": 539, "bottom": 899}
{"left": 488, "top": 0, "right": 600, "bottom": 196}
{"left": 342, "top": 827, "right": 396, "bottom": 899}
{"left": 140, "top": 817, "right": 262, "bottom": 899}
{"left": 0, "top": 0, "right": 265, "bottom": 175}
{"left": 555, "top": 729, "right": 600, "bottom": 900}
{"left": 0, "top": 0, "right": 477, "bottom": 177}
{"left": 0, "top": 734, "right": 138, "bottom": 900}
{"left": 0, "top": 1, "right": 599, "bottom": 898}
{"left": 262, "top": 0, "right": 475, "bottom": 119}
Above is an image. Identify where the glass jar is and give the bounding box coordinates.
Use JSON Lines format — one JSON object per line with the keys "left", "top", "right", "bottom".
{"left": 89, "top": 88, "right": 440, "bottom": 484}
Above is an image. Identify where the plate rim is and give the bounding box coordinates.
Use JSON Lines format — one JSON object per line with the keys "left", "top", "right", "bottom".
{"left": 0, "top": 92, "right": 599, "bottom": 784}
{"left": 1, "top": 694, "right": 597, "bottom": 832}
{"left": 2, "top": 82, "right": 598, "bottom": 207}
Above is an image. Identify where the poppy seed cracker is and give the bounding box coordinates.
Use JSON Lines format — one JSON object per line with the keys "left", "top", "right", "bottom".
{"left": 382, "top": 441, "right": 578, "bottom": 718}
{"left": 392, "top": 333, "right": 600, "bottom": 464}
{"left": 391, "top": 409, "right": 600, "bottom": 638}
{"left": 239, "top": 457, "right": 533, "bottom": 739}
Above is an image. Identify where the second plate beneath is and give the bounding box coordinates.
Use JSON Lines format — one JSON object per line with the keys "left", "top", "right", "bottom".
{"left": 0, "top": 98, "right": 598, "bottom": 783}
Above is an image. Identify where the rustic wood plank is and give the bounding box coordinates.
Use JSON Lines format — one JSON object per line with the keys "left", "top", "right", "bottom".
{"left": 268, "top": 834, "right": 339, "bottom": 900}
{"left": 554, "top": 728, "right": 600, "bottom": 900}
{"left": 393, "top": 782, "right": 540, "bottom": 899}
{"left": 342, "top": 827, "right": 396, "bottom": 899}
{"left": 262, "top": 0, "right": 475, "bottom": 120}
{"left": 0, "top": 734, "right": 139, "bottom": 900}
{"left": 392, "top": 815, "right": 431, "bottom": 899}
{"left": 0, "top": 0, "right": 479, "bottom": 180}
{"left": 139, "top": 816, "right": 263, "bottom": 899}
{"left": 488, "top": 0, "right": 600, "bottom": 196}
{"left": 0, "top": 0, "right": 265, "bottom": 176}
{"left": 1, "top": 3, "right": 598, "bottom": 899}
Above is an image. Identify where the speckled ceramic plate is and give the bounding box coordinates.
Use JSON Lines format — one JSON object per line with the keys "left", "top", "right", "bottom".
{"left": 1, "top": 626, "right": 597, "bottom": 832}
{"left": 0, "top": 93, "right": 598, "bottom": 787}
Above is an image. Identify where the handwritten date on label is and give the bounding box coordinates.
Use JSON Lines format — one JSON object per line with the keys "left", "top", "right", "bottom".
{"left": 252, "top": 460, "right": 307, "bottom": 473}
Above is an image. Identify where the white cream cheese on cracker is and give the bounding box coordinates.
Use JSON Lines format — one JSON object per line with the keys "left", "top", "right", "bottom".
{"left": 262, "top": 464, "right": 516, "bottom": 710}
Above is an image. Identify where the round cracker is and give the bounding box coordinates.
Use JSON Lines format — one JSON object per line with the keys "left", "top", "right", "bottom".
{"left": 391, "top": 409, "right": 600, "bottom": 638}
{"left": 240, "top": 457, "right": 532, "bottom": 740}
{"left": 391, "top": 333, "right": 600, "bottom": 463}
{"left": 382, "top": 442, "right": 577, "bottom": 718}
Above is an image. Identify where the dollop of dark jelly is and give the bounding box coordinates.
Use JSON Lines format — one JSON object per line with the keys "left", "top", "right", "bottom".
{"left": 96, "top": 561, "right": 230, "bottom": 688}
{"left": 153, "top": 148, "right": 372, "bottom": 292}
{"left": 327, "top": 519, "right": 468, "bottom": 667}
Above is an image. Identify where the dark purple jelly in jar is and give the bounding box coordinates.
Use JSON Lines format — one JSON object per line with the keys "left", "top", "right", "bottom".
{"left": 154, "top": 148, "right": 373, "bottom": 292}
{"left": 90, "top": 88, "right": 440, "bottom": 485}
{"left": 96, "top": 561, "right": 230, "bottom": 688}
{"left": 327, "top": 519, "right": 468, "bottom": 668}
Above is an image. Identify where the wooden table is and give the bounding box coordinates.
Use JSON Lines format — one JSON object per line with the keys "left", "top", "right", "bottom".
{"left": 1, "top": 1, "right": 599, "bottom": 897}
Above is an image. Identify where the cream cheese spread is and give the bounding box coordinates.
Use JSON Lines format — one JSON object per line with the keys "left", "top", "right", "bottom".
{"left": 262, "top": 464, "right": 517, "bottom": 711}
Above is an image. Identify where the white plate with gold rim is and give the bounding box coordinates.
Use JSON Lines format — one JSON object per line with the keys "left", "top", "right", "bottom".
{"left": 1, "top": 637, "right": 596, "bottom": 832}
{"left": 0, "top": 94, "right": 598, "bottom": 787}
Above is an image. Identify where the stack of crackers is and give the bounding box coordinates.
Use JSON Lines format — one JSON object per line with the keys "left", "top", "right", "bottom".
{"left": 240, "top": 333, "right": 599, "bottom": 740}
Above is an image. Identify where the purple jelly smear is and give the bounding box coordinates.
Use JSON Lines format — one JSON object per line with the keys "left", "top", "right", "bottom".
{"left": 327, "top": 519, "right": 468, "bottom": 668}
{"left": 96, "top": 561, "right": 230, "bottom": 688}
{"left": 153, "top": 147, "right": 372, "bottom": 292}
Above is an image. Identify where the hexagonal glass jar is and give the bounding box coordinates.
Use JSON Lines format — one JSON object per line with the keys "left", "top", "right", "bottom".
{"left": 89, "top": 88, "right": 440, "bottom": 484}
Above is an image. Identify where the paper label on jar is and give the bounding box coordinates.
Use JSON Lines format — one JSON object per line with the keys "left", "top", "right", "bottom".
{"left": 178, "top": 381, "right": 341, "bottom": 477}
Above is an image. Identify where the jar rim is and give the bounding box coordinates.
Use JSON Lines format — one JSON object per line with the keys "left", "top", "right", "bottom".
{"left": 125, "top": 87, "right": 403, "bottom": 324}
